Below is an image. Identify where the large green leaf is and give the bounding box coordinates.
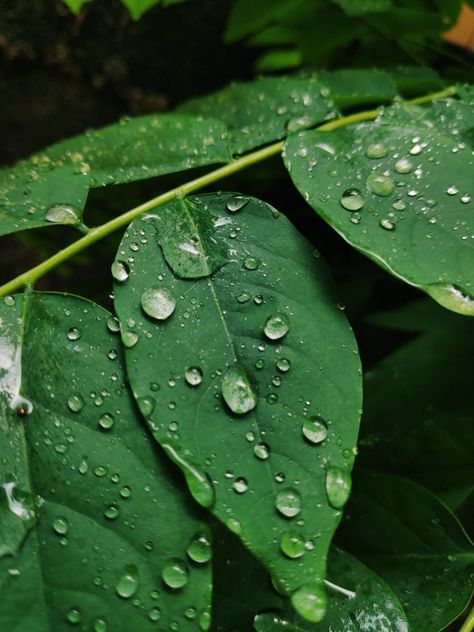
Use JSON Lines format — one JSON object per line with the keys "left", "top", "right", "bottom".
{"left": 0, "top": 114, "right": 230, "bottom": 237}
{"left": 283, "top": 99, "right": 474, "bottom": 315}
{"left": 337, "top": 470, "right": 474, "bottom": 632}
{"left": 113, "top": 192, "right": 362, "bottom": 622}
{"left": 0, "top": 292, "right": 211, "bottom": 630}
{"left": 177, "top": 76, "right": 335, "bottom": 155}
{"left": 319, "top": 69, "right": 397, "bottom": 109}
{"left": 359, "top": 315, "right": 474, "bottom": 511}
{"left": 212, "top": 527, "right": 408, "bottom": 632}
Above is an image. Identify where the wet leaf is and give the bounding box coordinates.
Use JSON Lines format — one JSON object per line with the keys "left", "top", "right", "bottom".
{"left": 338, "top": 470, "right": 474, "bottom": 632}
{"left": 320, "top": 69, "right": 397, "bottom": 109}
{"left": 178, "top": 76, "right": 335, "bottom": 154}
{"left": 0, "top": 292, "right": 211, "bottom": 629}
{"left": 0, "top": 114, "right": 230, "bottom": 237}
{"left": 113, "top": 193, "right": 362, "bottom": 622}
{"left": 284, "top": 101, "right": 474, "bottom": 315}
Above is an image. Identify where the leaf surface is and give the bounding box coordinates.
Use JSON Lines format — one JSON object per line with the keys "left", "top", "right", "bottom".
{"left": 113, "top": 193, "right": 362, "bottom": 622}
{"left": 283, "top": 101, "right": 474, "bottom": 314}
{"left": 0, "top": 292, "right": 211, "bottom": 630}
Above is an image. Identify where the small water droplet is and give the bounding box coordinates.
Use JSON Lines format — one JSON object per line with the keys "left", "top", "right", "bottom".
{"left": 276, "top": 488, "right": 302, "bottom": 518}
{"left": 45, "top": 204, "right": 80, "bottom": 225}
{"left": 446, "top": 185, "right": 459, "bottom": 195}
{"left": 325, "top": 466, "right": 351, "bottom": 509}
{"left": 98, "top": 413, "right": 114, "bottom": 431}
{"left": 276, "top": 358, "right": 291, "bottom": 373}
{"left": 233, "top": 477, "right": 248, "bottom": 494}
{"left": 111, "top": 260, "right": 130, "bottom": 282}
{"left": 53, "top": 517, "right": 68, "bottom": 535}
{"left": 67, "top": 394, "right": 84, "bottom": 413}
{"left": 379, "top": 218, "right": 395, "bottom": 231}
{"left": 243, "top": 257, "right": 261, "bottom": 271}
{"left": 67, "top": 327, "right": 81, "bottom": 341}
{"left": 226, "top": 195, "right": 249, "bottom": 213}
{"left": 121, "top": 331, "right": 138, "bottom": 348}
{"left": 67, "top": 608, "right": 81, "bottom": 624}
{"left": 340, "top": 188, "right": 364, "bottom": 211}
{"left": 254, "top": 442, "right": 270, "bottom": 460}
{"left": 264, "top": 314, "right": 289, "bottom": 341}
{"left": 302, "top": 416, "right": 328, "bottom": 444}
{"left": 280, "top": 531, "right": 305, "bottom": 558}
{"left": 291, "top": 583, "right": 327, "bottom": 623}
{"left": 185, "top": 367, "right": 203, "bottom": 387}
{"left": 116, "top": 565, "right": 139, "bottom": 599}
{"left": 409, "top": 144, "right": 422, "bottom": 155}
{"left": 162, "top": 558, "right": 189, "bottom": 589}
{"left": 395, "top": 158, "right": 413, "bottom": 174}
{"left": 366, "top": 173, "right": 394, "bottom": 197}
{"left": 93, "top": 618, "right": 107, "bottom": 632}
{"left": 286, "top": 116, "right": 312, "bottom": 132}
{"left": 137, "top": 396, "right": 155, "bottom": 417}
{"left": 187, "top": 532, "right": 212, "bottom": 564}
{"left": 392, "top": 200, "right": 406, "bottom": 211}
{"left": 365, "top": 143, "right": 387, "bottom": 159}
{"left": 460, "top": 194, "right": 471, "bottom": 204}
{"left": 221, "top": 365, "right": 257, "bottom": 414}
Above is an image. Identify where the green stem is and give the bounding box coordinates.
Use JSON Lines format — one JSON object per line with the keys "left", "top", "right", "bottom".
{"left": 0, "top": 85, "right": 456, "bottom": 297}
{"left": 460, "top": 606, "right": 474, "bottom": 632}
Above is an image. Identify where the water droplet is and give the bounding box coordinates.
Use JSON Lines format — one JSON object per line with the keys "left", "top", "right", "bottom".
{"left": 460, "top": 194, "right": 471, "bottom": 204}
{"left": 93, "top": 618, "right": 107, "bottom": 632}
{"left": 185, "top": 367, "right": 203, "bottom": 387}
{"left": 198, "top": 608, "right": 211, "bottom": 631}
{"left": 162, "top": 558, "right": 189, "bottom": 589}
{"left": 162, "top": 443, "right": 215, "bottom": 509}
{"left": 111, "top": 260, "right": 130, "bottom": 282}
{"left": 104, "top": 504, "right": 119, "bottom": 520}
{"left": 116, "top": 565, "right": 139, "bottom": 599}
{"left": 409, "top": 144, "right": 422, "bottom": 155}
{"left": 276, "top": 488, "right": 302, "bottom": 518}
{"left": 276, "top": 358, "right": 291, "bottom": 372}
{"left": 3, "top": 295, "right": 15, "bottom": 307}
{"left": 286, "top": 116, "right": 312, "bottom": 132}
{"left": 340, "top": 188, "right": 364, "bottom": 211}
{"left": 121, "top": 331, "right": 138, "bottom": 348}
{"left": 98, "top": 413, "right": 114, "bottom": 431}
{"left": 254, "top": 442, "right": 270, "bottom": 460}
{"left": 395, "top": 158, "right": 413, "bottom": 174}
{"left": 446, "top": 185, "right": 459, "bottom": 195}
{"left": 291, "top": 583, "right": 327, "bottom": 623}
{"left": 264, "top": 314, "right": 289, "bottom": 341}
{"left": 221, "top": 365, "right": 257, "bottom": 414}
{"left": 67, "top": 394, "right": 84, "bottom": 413}
{"left": 226, "top": 195, "right": 249, "bottom": 213}
{"left": 243, "top": 257, "right": 261, "bottom": 271}
{"left": 120, "top": 485, "right": 132, "bottom": 499}
{"left": 236, "top": 292, "right": 251, "bottom": 303}
{"left": 137, "top": 396, "right": 155, "bottom": 417}
{"left": 302, "top": 416, "right": 328, "bottom": 444}
{"left": 187, "top": 533, "right": 212, "bottom": 563}
{"left": 141, "top": 287, "right": 176, "bottom": 320}
{"left": 45, "top": 204, "right": 80, "bottom": 225}
{"left": 379, "top": 218, "right": 395, "bottom": 231}
{"left": 226, "top": 517, "right": 242, "bottom": 534}
{"left": 67, "top": 608, "right": 81, "bottom": 624}
{"left": 392, "top": 200, "right": 406, "bottom": 211}
{"left": 107, "top": 316, "right": 120, "bottom": 333}
{"left": 67, "top": 327, "right": 81, "bottom": 341}
{"left": 366, "top": 173, "right": 394, "bottom": 197}
{"left": 365, "top": 143, "right": 387, "bottom": 159}
{"left": 325, "top": 466, "right": 351, "bottom": 509}
{"left": 148, "top": 608, "right": 161, "bottom": 622}
{"left": 280, "top": 531, "right": 305, "bottom": 558}
{"left": 53, "top": 517, "right": 69, "bottom": 535}
{"left": 233, "top": 477, "right": 248, "bottom": 493}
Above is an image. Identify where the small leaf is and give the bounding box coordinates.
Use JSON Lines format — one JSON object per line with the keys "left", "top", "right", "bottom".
{"left": 62, "top": 0, "right": 92, "bottom": 13}
{"left": 121, "top": 0, "right": 160, "bottom": 20}
{"left": 338, "top": 470, "right": 474, "bottom": 632}
{"left": 0, "top": 114, "right": 230, "bottom": 237}
{"left": 178, "top": 76, "right": 334, "bottom": 154}
{"left": 283, "top": 100, "right": 474, "bottom": 315}
{"left": 113, "top": 193, "right": 362, "bottom": 622}
{"left": 0, "top": 292, "right": 211, "bottom": 629}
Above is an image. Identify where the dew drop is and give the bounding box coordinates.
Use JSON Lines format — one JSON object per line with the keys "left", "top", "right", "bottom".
{"left": 379, "top": 218, "right": 395, "bottom": 231}
{"left": 446, "top": 185, "right": 459, "bottom": 195}
{"left": 107, "top": 316, "right": 120, "bottom": 333}
{"left": 395, "top": 158, "right": 413, "bottom": 174}
{"left": 162, "top": 558, "right": 189, "bottom": 589}
{"left": 365, "top": 143, "right": 387, "bottom": 159}
{"left": 67, "top": 327, "right": 81, "bottom": 341}
{"left": 45, "top": 204, "right": 80, "bottom": 225}
{"left": 67, "top": 608, "right": 81, "bottom": 624}
{"left": 392, "top": 200, "right": 406, "bottom": 211}
{"left": 276, "top": 358, "right": 291, "bottom": 373}
{"left": 185, "top": 367, "right": 203, "bottom": 387}
{"left": 291, "top": 583, "right": 327, "bottom": 623}
{"left": 221, "top": 365, "right": 257, "bottom": 414}
{"left": 53, "top": 517, "right": 69, "bottom": 535}
{"left": 325, "top": 466, "right": 351, "bottom": 509}
{"left": 67, "top": 394, "right": 84, "bottom": 413}
{"left": 264, "top": 314, "right": 289, "bottom": 341}
{"left": 141, "top": 287, "right": 176, "bottom": 320}
{"left": 121, "top": 331, "right": 138, "bottom": 348}
{"left": 187, "top": 532, "right": 212, "bottom": 564}
{"left": 93, "top": 618, "right": 107, "bottom": 632}
{"left": 98, "top": 413, "right": 114, "bottom": 431}
{"left": 276, "top": 488, "right": 302, "bottom": 518}
{"left": 460, "top": 194, "right": 471, "bottom": 204}
{"left": 302, "top": 416, "right": 328, "bottom": 444}
{"left": 286, "top": 116, "right": 312, "bottom": 132}
{"left": 366, "top": 173, "right": 394, "bottom": 197}
{"left": 137, "top": 396, "right": 155, "bottom": 417}
{"left": 226, "top": 195, "right": 249, "bottom": 213}
{"left": 111, "top": 260, "right": 130, "bottom": 282}
{"left": 226, "top": 517, "right": 242, "bottom": 534}
{"left": 233, "top": 477, "right": 248, "bottom": 494}
{"left": 280, "top": 531, "right": 305, "bottom": 559}
{"left": 116, "top": 565, "right": 139, "bottom": 599}
{"left": 340, "top": 188, "right": 364, "bottom": 211}
{"left": 254, "top": 442, "right": 270, "bottom": 460}
{"left": 243, "top": 257, "right": 261, "bottom": 271}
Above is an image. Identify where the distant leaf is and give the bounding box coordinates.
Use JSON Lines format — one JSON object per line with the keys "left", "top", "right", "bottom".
{"left": 366, "top": 297, "right": 463, "bottom": 332}
{"left": 338, "top": 470, "right": 474, "bottom": 632}
{"left": 359, "top": 319, "right": 474, "bottom": 511}
{"left": 224, "top": 0, "right": 308, "bottom": 43}
{"left": 388, "top": 66, "right": 443, "bottom": 98}
{"left": 177, "top": 76, "right": 334, "bottom": 154}
{"left": 113, "top": 193, "right": 362, "bottom": 622}
{"left": 0, "top": 292, "right": 211, "bottom": 629}
{"left": 283, "top": 99, "right": 474, "bottom": 315}
{"left": 255, "top": 49, "right": 303, "bottom": 73}
{"left": 121, "top": 0, "right": 160, "bottom": 19}
{"left": 331, "top": 0, "right": 393, "bottom": 17}
{"left": 0, "top": 114, "right": 230, "bottom": 237}
{"left": 62, "top": 0, "right": 92, "bottom": 13}
{"left": 320, "top": 69, "right": 397, "bottom": 109}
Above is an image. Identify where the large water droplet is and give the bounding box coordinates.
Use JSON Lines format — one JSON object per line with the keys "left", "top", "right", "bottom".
{"left": 53, "top": 517, "right": 69, "bottom": 535}
{"left": 98, "top": 413, "right": 114, "bottom": 431}
{"left": 162, "top": 443, "right": 215, "bottom": 508}
{"left": 67, "top": 327, "right": 81, "bottom": 341}
{"left": 340, "top": 188, "right": 364, "bottom": 211}
{"left": 221, "top": 365, "right": 257, "bottom": 414}
{"left": 226, "top": 195, "right": 250, "bottom": 213}
{"left": 291, "top": 583, "right": 327, "bottom": 623}
{"left": 325, "top": 466, "right": 351, "bottom": 509}
{"left": 243, "top": 257, "right": 261, "bottom": 271}
{"left": 264, "top": 314, "right": 289, "bottom": 341}
{"left": 379, "top": 218, "right": 395, "bottom": 231}
{"left": 187, "top": 532, "right": 212, "bottom": 564}
{"left": 365, "top": 143, "right": 387, "bottom": 159}
{"left": 185, "top": 366, "right": 203, "bottom": 387}
{"left": 395, "top": 158, "right": 412, "bottom": 174}
{"left": 302, "top": 416, "right": 328, "bottom": 444}
{"left": 366, "top": 173, "right": 394, "bottom": 197}
{"left": 280, "top": 531, "right": 305, "bottom": 558}
{"left": 116, "top": 565, "right": 139, "bottom": 599}
{"left": 121, "top": 331, "right": 138, "bottom": 348}
{"left": 67, "top": 608, "right": 81, "bottom": 624}
{"left": 67, "top": 394, "right": 84, "bottom": 413}
{"left": 111, "top": 260, "right": 130, "bottom": 282}
{"left": 254, "top": 442, "right": 270, "bottom": 460}
{"left": 162, "top": 558, "right": 189, "bottom": 589}
{"left": 233, "top": 477, "right": 248, "bottom": 494}
{"left": 276, "top": 358, "right": 291, "bottom": 373}
{"left": 45, "top": 204, "right": 80, "bottom": 225}
{"left": 275, "top": 488, "right": 302, "bottom": 518}
{"left": 141, "top": 287, "right": 176, "bottom": 321}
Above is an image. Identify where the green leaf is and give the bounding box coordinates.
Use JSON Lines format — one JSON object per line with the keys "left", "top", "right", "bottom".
{"left": 337, "top": 470, "right": 474, "bottom": 632}
{"left": 0, "top": 114, "right": 230, "bottom": 237}
{"left": 224, "top": 0, "right": 308, "bottom": 43}
{"left": 331, "top": 0, "right": 393, "bottom": 17}
{"left": 366, "top": 296, "right": 462, "bottom": 332}
{"left": 62, "top": 0, "right": 92, "bottom": 13}
{"left": 359, "top": 318, "right": 474, "bottom": 511}
{"left": 319, "top": 69, "right": 397, "bottom": 109}
{"left": 283, "top": 100, "right": 474, "bottom": 315}
{"left": 177, "top": 76, "right": 334, "bottom": 154}
{"left": 0, "top": 292, "right": 211, "bottom": 629}
{"left": 113, "top": 193, "right": 362, "bottom": 622}
{"left": 254, "top": 49, "right": 303, "bottom": 73}
{"left": 121, "top": 0, "right": 160, "bottom": 19}
{"left": 388, "top": 66, "right": 443, "bottom": 98}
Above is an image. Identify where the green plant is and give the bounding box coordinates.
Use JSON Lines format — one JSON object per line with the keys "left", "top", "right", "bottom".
{"left": 0, "top": 67, "right": 473, "bottom": 631}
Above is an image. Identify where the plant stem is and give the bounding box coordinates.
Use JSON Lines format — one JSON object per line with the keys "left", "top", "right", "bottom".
{"left": 460, "top": 606, "right": 474, "bottom": 632}
{"left": 0, "top": 85, "right": 456, "bottom": 297}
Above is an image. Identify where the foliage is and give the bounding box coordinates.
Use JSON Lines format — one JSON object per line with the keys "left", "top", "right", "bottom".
{"left": 0, "top": 25, "right": 473, "bottom": 632}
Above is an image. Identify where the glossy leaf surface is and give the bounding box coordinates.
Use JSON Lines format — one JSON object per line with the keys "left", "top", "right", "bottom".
{"left": 0, "top": 292, "right": 211, "bottom": 630}
{"left": 284, "top": 101, "right": 474, "bottom": 314}
{"left": 320, "top": 69, "right": 397, "bottom": 109}
{"left": 113, "top": 193, "right": 362, "bottom": 621}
